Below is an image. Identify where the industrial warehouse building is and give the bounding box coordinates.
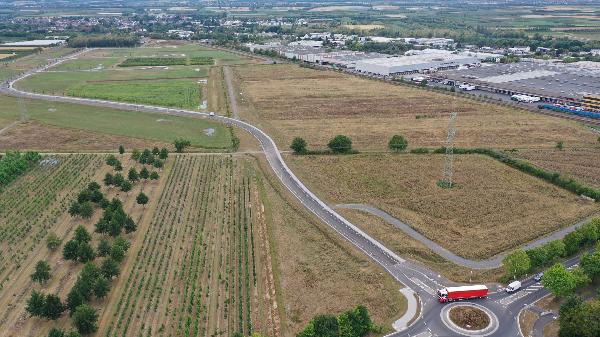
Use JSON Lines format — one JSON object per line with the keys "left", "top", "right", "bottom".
{"left": 353, "top": 52, "right": 480, "bottom": 76}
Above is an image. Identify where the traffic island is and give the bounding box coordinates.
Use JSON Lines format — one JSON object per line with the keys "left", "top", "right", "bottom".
{"left": 449, "top": 305, "right": 490, "bottom": 330}
{"left": 440, "top": 302, "right": 499, "bottom": 336}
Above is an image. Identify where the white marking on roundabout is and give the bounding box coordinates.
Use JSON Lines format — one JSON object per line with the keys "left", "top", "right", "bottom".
{"left": 440, "top": 302, "right": 500, "bottom": 336}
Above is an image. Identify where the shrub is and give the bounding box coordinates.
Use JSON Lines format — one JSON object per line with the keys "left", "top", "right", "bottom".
{"left": 328, "top": 135, "right": 353, "bottom": 154}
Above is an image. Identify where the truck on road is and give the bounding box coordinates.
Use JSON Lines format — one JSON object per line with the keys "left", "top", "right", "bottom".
{"left": 437, "top": 285, "right": 488, "bottom": 303}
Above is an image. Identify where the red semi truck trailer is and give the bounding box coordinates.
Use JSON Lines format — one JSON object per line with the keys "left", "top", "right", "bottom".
{"left": 437, "top": 285, "right": 488, "bottom": 303}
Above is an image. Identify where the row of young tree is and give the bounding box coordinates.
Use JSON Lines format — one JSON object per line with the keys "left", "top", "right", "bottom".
{"left": 25, "top": 144, "right": 157, "bottom": 336}
{"left": 290, "top": 135, "right": 408, "bottom": 155}
{"left": 297, "top": 305, "right": 377, "bottom": 337}
{"left": 0, "top": 151, "right": 41, "bottom": 189}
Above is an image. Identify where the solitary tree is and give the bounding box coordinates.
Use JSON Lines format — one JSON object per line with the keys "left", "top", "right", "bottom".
{"left": 78, "top": 202, "right": 94, "bottom": 219}
{"left": 542, "top": 263, "right": 577, "bottom": 297}
{"left": 128, "top": 168, "right": 139, "bottom": 182}
{"left": 159, "top": 148, "right": 168, "bottom": 160}
{"left": 290, "top": 137, "right": 308, "bottom": 154}
{"left": 139, "top": 167, "right": 149, "bottom": 180}
{"left": 136, "top": 192, "right": 149, "bottom": 206}
{"left": 74, "top": 226, "right": 91, "bottom": 243}
{"left": 503, "top": 249, "right": 531, "bottom": 279}
{"left": 120, "top": 180, "right": 132, "bottom": 193}
{"left": 72, "top": 304, "right": 99, "bottom": 334}
{"left": 328, "top": 135, "right": 353, "bottom": 154}
{"left": 103, "top": 173, "right": 114, "bottom": 187}
{"left": 93, "top": 277, "right": 110, "bottom": 299}
{"left": 556, "top": 141, "right": 564, "bottom": 150}
{"left": 174, "top": 139, "right": 191, "bottom": 153}
{"left": 42, "top": 294, "right": 65, "bottom": 320}
{"left": 118, "top": 145, "right": 125, "bottom": 155}
{"left": 46, "top": 232, "right": 61, "bottom": 251}
{"left": 31, "top": 260, "right": 52, "bottom": 284}
{"left": 97, "top": 239, "right": 111, "bottom": 257}
{"left": 388, "top": 135, "right": 408, "bottom": 152}
{"left": 26, "top": 290, "right": 46, "bottom": 317}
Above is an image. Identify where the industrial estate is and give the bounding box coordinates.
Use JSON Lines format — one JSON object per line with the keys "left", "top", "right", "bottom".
{"left": 1, "top": 1, "right": 600, "bottom": 337}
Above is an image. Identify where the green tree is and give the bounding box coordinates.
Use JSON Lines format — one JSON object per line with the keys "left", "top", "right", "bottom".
{"left": 159, "top": 148, "right": 168, "bottom": 160}
{"left": 291, "top": 137, "right": 308, "bottom": 154}
{"left": 72, "top": 304, "right": 98, "bottom": 334}
{"left": 31, "top": 260, "right": 52, "bottom": 284}
{"left": 101, "top": 257, "right": 120, "bottom": 279}
{"left": 113, "top": 173, "right": 125, "bottom": 187}
{"left": 124, "top": 216, "right": 137, "bottom": 233}
{"left": 74, "top": 226, "right": 91, "bottom": 243}
{"left": 63, "top": 240, "right": 79, "bottom": 261}
{"left": 77, "top": 242, "right": 95, "bottom": 263}
{"left": 152, "top": 147, "right": 160, "bottom": 155}
{"left": 103, "top": 173, "right": 114, "bottom": 187}
{"left": 556, "top": 141, "right": 564, "bottom": 150}
{"left": 580, "top": 250, "right": 600, "bottom": 280}
{"left": 118, "top": 145, "right": 125, "bottom": 155}
{"left": 105, "top": 155, "right": 118, "bottom": 167}
{"left": 42, "top": 294, "right": 65, "bottom": 320}
{"left": 68, "top": 202, "right": 81, "bottom": 217}
{"left": 139, "top": 167, "right": 149, "bottom": 180}
{"left": 97, "top": 239, "right": 111, "bottom": 257}
{"left": 131, "top": 149, "right": 141, "bottom": 160}
{"left": 136, "top": 192, "right": 149, "bottom": 206}
{"left": 26, "top": 290, "right": 46, "bottom": 317}
{"left": 128, "top": 168, "right": 139, "bottom": 182}
{"left": 503, "top": 249, "right": 531, "bottom": 279}
{"left": 78, "top": 201, "right": 94, "bottom": 220}
{"left": 93, "top": 276, "right": 110, "bottom": 299}
{"left": 120, "top": 180, "right": 132, "bottom": 193}
{"left": 570, "top": 267, "right": 591, "bottom": 288}
{"left": 153, "top": 160, "right": 163, "bottom": 169}
{"left": 66, "top": 288, "right": 85, "bottom": 313}
{"left": 46, "top": 232, "right": 62, "bottom": 251}
{"left": 563, "top": 231, "right": 584, "bottom": 256}
{"left": 150, "top": 171, "right": 159, "bottom": 180}
{"left": 313, "top": 314, "right": 339, "bottom": 337}
{"left": 542, "top": 263, "right": 577, "bottom": 298}
{"left": 114, "top": 161, "right": 123, "bottom": 171}
{"left": 109, "top": 244, "right": 126, "bottom": 263}
{"left": 48, "top": 327, "right": 65, "bottom": 337}
{"left": 328, "top": 135, "right": 353, "bottom": 154}
{"left": 388, "top": 135, "right": 408, "bottom": 152}
{"left": 174, "top": 139, "right": 191, "bottom": 153}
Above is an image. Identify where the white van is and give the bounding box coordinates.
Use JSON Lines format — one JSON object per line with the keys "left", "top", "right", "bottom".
{"left": 506, "top": 280, "right": 521, "bottom": 293}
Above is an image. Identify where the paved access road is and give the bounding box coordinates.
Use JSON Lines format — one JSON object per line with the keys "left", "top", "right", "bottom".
{"left": 1, "top": 49, "right": 579, "bottom": 337}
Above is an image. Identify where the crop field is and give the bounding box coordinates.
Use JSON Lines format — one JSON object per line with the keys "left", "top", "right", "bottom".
{"left": 100, "top": 155, "right": 280, "bottom": 337}
{"left": 0, "top": 154, "right": 104, "bottom": 336}
{"left": 119, "top": 57, "right": 214, "bottom": 67}
{"left": 0, "top": 154, "right": 169, "bottom": 336}
{"left": 0, "top": 94, "right": 231, "bottom": 150}
{"left": 66, "top": 79, "right": 201, "bottom": 109}
{"left": 286, "top": 153, "right": 598, "bottom": 259}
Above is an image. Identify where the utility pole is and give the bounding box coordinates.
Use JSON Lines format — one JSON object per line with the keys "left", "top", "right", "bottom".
{"left": 440, "top": 111, "right": 457, "bottom": 188}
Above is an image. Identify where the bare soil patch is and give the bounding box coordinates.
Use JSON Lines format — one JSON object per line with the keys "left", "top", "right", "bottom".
{"left": 0, "top": 121, "right": 170, "bottom": 151}
{"left": 286, "top": 153, "right": 598, "bottom": 259}
{"left": 449, "top": 306, "right": 490, "bottom": 330}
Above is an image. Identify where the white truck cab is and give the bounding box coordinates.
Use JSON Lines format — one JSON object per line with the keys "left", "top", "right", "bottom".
{"left": 506, "top": 280, "right": 521, "bottom": 293}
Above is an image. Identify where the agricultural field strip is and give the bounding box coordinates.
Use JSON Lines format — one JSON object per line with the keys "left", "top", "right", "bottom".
{"left": 102, "top": 155, "right": 263, "bottom": 337}
{"left": 0, "top": 154, "right": 103, "bottom": 292}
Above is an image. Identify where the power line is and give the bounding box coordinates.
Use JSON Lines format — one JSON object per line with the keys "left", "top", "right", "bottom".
{"left": 441, "top": 111, "right": 458, "bottom": 188}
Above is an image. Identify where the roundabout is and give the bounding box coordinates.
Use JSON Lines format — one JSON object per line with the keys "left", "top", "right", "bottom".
{"left": 440, "top": 302, "right": 499, "bottom": 336}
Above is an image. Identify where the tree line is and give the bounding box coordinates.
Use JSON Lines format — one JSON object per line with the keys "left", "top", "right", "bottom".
{"left": 68, "top": 35, "right": 140, "bottom": 48}
{"left": 0, "top": 151, "right": 41, "bottom": 189}
{"left": 291, "top": 134, "right": 408, "bottom": 155}
{"left": 297, "top": 305, "right": 378, "bottom": 337}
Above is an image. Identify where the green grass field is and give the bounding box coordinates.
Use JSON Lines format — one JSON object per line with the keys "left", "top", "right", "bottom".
{"left": 52, "top": 57, "right": 122, "bottom": 71}
{"left": 0, "top": 94, "right": 231, "bottom": 149}
{"left": 66, "top": 80, "right": 201, "bottom": 109}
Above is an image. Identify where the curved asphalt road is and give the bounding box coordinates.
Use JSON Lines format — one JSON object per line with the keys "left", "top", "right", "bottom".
{"left": 1, "top": 49, "right": 585, "bottom": 337}
{"left": 337, "top": 203, "right": 597, "bottom": 269}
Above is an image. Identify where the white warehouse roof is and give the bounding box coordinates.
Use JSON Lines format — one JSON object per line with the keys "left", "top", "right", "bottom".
{"left": 2, "top": 39, "right": 66, "bottom": 47}
{"left": 355, "top": 53, "right": 479, "bottom": 76}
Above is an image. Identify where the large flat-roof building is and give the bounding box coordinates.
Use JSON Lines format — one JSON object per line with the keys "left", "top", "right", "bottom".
{"left": 354, "top": 53, "right": 480, "bottom": 76}
{"left": 1, "top": 39, "right": 66, "bottom": 47}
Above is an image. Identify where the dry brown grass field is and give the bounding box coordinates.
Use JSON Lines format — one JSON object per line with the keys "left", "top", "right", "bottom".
{"left": 232, "top": 64, "right": 598, "bottom": 152}
{"left": 286, "top": 153, "right": 598, "bottom": 260}
{"left": 0, "top": 121, "right": 171, "bottom": 152}
{"left": 0, "top": 154, "right": 167, "bottom": 337}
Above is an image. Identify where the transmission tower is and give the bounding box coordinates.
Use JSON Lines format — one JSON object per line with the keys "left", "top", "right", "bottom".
{"left": 441, "top": 111, "right": 458, "bottom": 188}
{"left": 18, "top": 96, "right": 28, "bottom": 122}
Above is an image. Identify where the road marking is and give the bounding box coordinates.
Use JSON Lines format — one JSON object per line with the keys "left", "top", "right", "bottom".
{"left": 410, "top": 277, "right": 436, "bottom": 296}
{"left": 498, "top": 284, "right": 544, "bottom": 306}
{"left": 413, "top": 330, "right": 433, "bottom": 337}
